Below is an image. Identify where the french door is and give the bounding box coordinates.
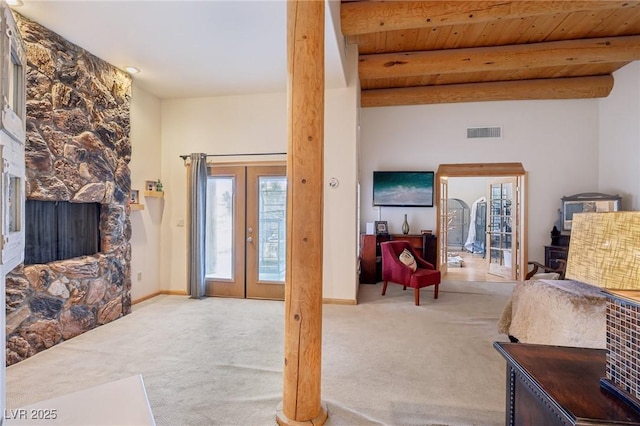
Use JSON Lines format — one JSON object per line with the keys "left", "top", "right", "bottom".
{"left": 204, "top": 164, "right": 286, "bottom": 300}
{"left": 438, "top": 176, "right": 449, "bottom": 273}
{"left": 435, "top": 163, "right": 526, "bottom": 281}
{"left": 487, "top": 178, "right": 517, "bottom": 279}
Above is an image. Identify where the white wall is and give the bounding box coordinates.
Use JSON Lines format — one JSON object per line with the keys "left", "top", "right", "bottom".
{"left": 159, "top": 92, "right": 287, "bottom": 296}
{"left": 360, "top": 100, "right": 601, "bottom": 263}
{"left": 129, "top": 82, "right": 163, "bottom": 301}
{"left": 158, "top": 49, "right": 360, "bottom": 302}
{"left": 599, "top": 62, "right": 640, "bottom": 210}
{"left": 322, "top": 44, "right": 359, "bottom": 301}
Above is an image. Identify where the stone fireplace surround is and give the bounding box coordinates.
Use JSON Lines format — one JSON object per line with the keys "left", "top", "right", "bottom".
{"left": 5, "top": 13, "right": 132, "bottom": 365}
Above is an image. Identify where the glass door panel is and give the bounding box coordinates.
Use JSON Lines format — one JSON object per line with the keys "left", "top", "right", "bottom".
{"left": 246, "top": 166, "right": 286, "bottom": 299}
{"left": 205, "top": 166, "right": 245, "bottom": 297}
{"left": 205, "top": 176, "right": 234, "bottom": 280}
{"left": 488, "top": 178, "right": 516, "bottom": 279}
{"left": 258, "top": 176, "right": 287, "bottom": 282}
{"left": 438, "top": 176, "right": 448, "bottom": 273}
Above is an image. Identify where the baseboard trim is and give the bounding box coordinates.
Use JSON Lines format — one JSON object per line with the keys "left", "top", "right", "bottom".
{"left": 132, "top": 290, "right": 188, "bottom": 305}
{"left": 134, "top": 292, "right": 354, "bottom": 305}
{"left": 322, "top": 298, "right": 357, "bottom": 305}
{"left": 161, "top": 290, "right": 188, "bottom": 296}
{"left": 132, "top": 291, "right": 162, "bottom": 305}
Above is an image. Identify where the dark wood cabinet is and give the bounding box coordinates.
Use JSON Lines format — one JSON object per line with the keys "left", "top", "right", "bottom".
{"left": 494, "top": 342, "right": 640, "bottom": 426}
{"left": 359, "top": 234, "right": 389, "bottom": 284}
{"left": 389, "top": 234, "right": 422, "bottom": 252}
{"left": 359, "top": 233, "right": 437, "bottom": 284}
{"left": 422, "top": 233, "right": 437, "bottom": 267}
{"left": 545, "top": 245, "right": 569, "bottom": 270}
{"left": 545, "top": 234, "right": 570, "bottom": 270}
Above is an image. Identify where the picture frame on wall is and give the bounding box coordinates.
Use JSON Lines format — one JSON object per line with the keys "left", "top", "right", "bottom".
{"left": 375, "top": 220, "right": 388, "bottom": 235}
{"left": 130, "top": 190, "right": 139, "bottom": 205}
{"left": 372, "top": 171, "right": 435, "bottom": 207}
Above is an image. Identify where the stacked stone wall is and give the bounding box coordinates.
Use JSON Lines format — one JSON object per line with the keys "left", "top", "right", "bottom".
{"left": 6, "top": 13, "right": 132, "bottom": 365}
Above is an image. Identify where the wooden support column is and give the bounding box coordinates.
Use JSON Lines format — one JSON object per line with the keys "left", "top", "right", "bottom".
{"left": 276, "top": 1, "right": 328, "bottom": 425}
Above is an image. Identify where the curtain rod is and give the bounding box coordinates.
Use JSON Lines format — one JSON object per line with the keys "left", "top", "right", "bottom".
{"left": 179, "top": 152, "right": 286, "bottom": 161}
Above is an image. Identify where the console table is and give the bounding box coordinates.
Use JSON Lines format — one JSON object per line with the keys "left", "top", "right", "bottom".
{"left": 359, "top": 233, "right": 437, "bottom": 284}
{"left": 494, "top": 342, "right": 640, "bottom": 425}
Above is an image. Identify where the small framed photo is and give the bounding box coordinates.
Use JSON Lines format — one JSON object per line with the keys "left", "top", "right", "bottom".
{"left": 130, "top": 190, "right": 139, "bottom": 204}
{"left": 375, "top": 220, "right": 388, "bottom": 235}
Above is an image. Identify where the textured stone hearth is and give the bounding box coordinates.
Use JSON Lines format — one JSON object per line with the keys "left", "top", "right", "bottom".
{"left": 6, "top": 13, "right": 132, "bottom": 365}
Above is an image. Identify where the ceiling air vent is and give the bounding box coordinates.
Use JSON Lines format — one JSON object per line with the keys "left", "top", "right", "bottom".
{"left": 467, "top": 126, "right": 502, "bottom": 139}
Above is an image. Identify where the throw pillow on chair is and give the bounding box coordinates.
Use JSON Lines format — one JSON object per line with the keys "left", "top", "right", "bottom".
{"left": 398, "top": 248, "right": 417, "bottom": 271}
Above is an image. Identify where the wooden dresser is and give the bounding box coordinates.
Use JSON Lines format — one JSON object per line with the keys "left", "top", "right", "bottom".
{"left": 494, "top": 342, "right": 640, "bottom": 425}
{"left": 359, "top": 233, "right": 437, "bottom": 284}
{"left": 545, "top": 234, "right": 570, "bottom": 270}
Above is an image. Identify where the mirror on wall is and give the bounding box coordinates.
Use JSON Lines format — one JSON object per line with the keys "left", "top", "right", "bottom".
{"left": 561, "top": 192, "right": 621, "bottom": 231}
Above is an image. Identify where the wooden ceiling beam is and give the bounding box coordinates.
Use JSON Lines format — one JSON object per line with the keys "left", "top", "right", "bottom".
{"left": 360, "top": 75, "right": 614, "bottom": 107}
{"left": 359, "top": 35, "right": 640, "bottom": 80}
{"left": 341, "top": 1, "right": 639, "bottom": 36}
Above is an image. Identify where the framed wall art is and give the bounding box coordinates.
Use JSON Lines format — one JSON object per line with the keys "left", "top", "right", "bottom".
{"left": 375, "top": 221, "right": 388, "bottom": 235}
{"left": 561, "top": 192, "right": 621, "bottom": 231}
{"left": 373, "top": 171, "right": 434, "bottom": 207}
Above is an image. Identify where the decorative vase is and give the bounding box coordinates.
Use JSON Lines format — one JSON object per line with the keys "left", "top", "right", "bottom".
{"left": 402, "top": 214, "right": 410, "bottom": 235}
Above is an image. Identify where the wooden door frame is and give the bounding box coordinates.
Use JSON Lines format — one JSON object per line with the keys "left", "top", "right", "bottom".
{"left": 203, "top": 165, "right": 247, "bottom": 298}
{"left": 205, "top": 161, "right": 287, "bottom": 299}
{"left": 438, "top": 177, "right": 449, "bottom": 273}
{"left": 487, "top": 177, "right": 518, "bottom": 279}
{"left": 435, "top": 163, "right": 527, "bottom": 281}
{"left": 245, "top": 165, "right": 287, "bottom": 300}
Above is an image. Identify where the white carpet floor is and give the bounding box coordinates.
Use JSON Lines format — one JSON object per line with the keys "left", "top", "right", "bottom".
{"left": 6, "top": 280, "right": 515, "bottom": 426}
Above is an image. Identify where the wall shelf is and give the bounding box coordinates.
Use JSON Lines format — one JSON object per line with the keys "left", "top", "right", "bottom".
{"left": 145, "top": 180, "right": 164, "bottom": 196}
{"left": 144, "top": 190, "right": 164, "bottom": 198}
{"left": 130, "top": 203, "right": 145, "bottom": 211}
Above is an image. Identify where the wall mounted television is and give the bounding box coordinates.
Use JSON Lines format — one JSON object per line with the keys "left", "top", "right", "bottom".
{"left": 373, "top": 171, "right": 435, "bottom": 207}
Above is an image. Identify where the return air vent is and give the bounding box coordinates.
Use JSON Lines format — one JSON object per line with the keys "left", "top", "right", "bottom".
{"left": 467, "top": 126, "right": 502, "bottom": 139}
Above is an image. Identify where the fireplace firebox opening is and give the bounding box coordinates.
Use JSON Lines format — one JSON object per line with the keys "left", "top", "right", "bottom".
{"left": 24, "top": 200, "right": 101, "bottom": 264}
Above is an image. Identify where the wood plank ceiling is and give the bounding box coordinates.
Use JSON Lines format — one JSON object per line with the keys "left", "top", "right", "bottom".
{"left": 341, "top": 1, "right": 640, "bottom": 107}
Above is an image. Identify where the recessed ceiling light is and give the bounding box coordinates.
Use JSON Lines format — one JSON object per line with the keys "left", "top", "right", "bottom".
{"left": 124, "top": 66, "right": 140, "bottom": 74}
{"left": 7, "top": 0, "right": 23, "bottom": 6}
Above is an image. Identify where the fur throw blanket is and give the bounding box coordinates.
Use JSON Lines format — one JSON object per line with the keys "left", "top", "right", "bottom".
{"left": 498, "top": 279, "right": 607, "bottom": 349}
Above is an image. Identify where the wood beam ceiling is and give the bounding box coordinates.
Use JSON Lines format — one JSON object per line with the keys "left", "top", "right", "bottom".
{"left": 359, "top": 35, "right": 640, "bottom": 80}
{"left": 361, "top": 75, "right": 614, "bottom": 107}
{"left": 343, "top": 1, "right": 640, "bottom": 107}
{"left": 341, "top": 1, "right": 636, "bottom": 36}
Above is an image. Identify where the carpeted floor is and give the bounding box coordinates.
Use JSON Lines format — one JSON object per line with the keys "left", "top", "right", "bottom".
{"left": 6, "top": 280, "right": 515, "bottom": 426}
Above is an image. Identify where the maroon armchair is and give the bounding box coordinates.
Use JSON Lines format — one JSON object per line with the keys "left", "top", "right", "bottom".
{"left": 380, "top": 240, "right": 441, "bottom": 306}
